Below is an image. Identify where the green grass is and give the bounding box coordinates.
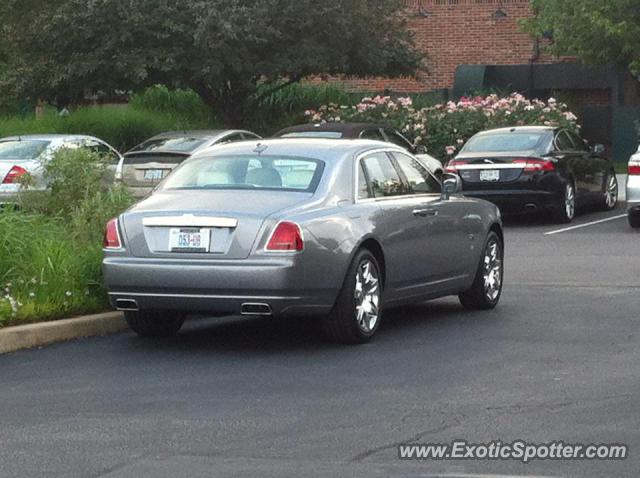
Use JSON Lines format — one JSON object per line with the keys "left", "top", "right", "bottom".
{"left": 614, "top": 162, "right": 628, "bottom": 174}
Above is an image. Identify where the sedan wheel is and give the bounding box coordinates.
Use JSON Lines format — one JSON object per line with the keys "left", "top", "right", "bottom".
{"left": 602, "top": 173, "right": 619, "bottom": 211}
{"left": 323, "top": 249, "right": 383, "bottom": 344}
{"left": 459, "top": 231, "right": 503, "bottom": 310}
{"left": 553, "top": 182, "right": 575, "bottom": 223}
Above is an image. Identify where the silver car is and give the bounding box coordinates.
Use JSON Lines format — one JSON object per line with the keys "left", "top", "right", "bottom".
{"left": 119, "top": 130, "right": 261, "bottom": 198}
{"left": 627, "top": 147, "right": 640, "bottom": 228}
{"left": 0, "top": 134, "right": 122, "bottom": 202}
{"left": 103, "top": 139, "right": 503, "bottom": 343}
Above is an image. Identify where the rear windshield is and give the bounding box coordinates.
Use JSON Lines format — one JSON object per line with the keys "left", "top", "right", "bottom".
{"left": 0, "top": 140, "right": 51, "bottom": 160}
{"left": 129, "top": 137, "right": 209, "bottom": 153}
{"left": 279, "top": 131, "right": 344, "bottom": 139}
{"left": 462, "top": 132, "right": 548, "bottom": 153}
{"left": 161, "top": 155, "right": 324, "bottom": 192}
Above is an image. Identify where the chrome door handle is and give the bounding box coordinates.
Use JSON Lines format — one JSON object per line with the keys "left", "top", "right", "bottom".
{"left": 413, "top": 208, "right": 438, "bottom": 217}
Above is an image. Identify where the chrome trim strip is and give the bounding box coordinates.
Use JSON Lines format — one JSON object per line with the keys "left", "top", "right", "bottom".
{"left": 108, "top": 292, "right": 301, "bottom": 300}
{"left": 142, "top": 215, "right": 238, "bottom": 228}
{"left": 453, "top": 164, "right": 526, "bottom": 170}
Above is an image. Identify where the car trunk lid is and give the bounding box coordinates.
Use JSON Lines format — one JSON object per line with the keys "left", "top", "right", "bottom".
{"left": 447, "top": 152, "right": 539, "bottom": 187}
{"left": 122, "top": 189, "right": 313, "bottom": 259}
{"left": 121, "top": 152, "right": 191, "bottom": 189}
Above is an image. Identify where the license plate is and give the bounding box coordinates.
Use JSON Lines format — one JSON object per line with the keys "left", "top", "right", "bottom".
{"left": 480, "top": 170, "right": 500, "bottom": 182}
{"left": 169, "top": 228, "right": 211, "bottom": 252}
{"left": 144, "top": 169, "right": 166, "bottom": 181}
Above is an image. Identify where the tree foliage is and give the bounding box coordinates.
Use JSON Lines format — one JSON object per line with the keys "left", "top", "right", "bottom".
{"left": 524, "top": 0, "right": 640, "bottom": 75}
{"left": 0, "top": 0, "right": 422, "bottom": 126}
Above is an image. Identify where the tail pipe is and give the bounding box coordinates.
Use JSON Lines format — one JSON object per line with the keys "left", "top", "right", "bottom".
{"left": 115, "top": 299, "right": 139, "bottom": 311}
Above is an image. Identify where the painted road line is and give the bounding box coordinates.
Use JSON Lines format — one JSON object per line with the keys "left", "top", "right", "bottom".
{"left": 544, "top": 214, "right": 627, "bottom": 236}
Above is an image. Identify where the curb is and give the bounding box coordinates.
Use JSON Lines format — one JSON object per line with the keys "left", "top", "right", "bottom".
{"left": 0, "top": 311, "right": 128, "bottom": 355}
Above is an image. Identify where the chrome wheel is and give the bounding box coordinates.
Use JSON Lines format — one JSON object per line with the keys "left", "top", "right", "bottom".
{"left": 483, "top": 238, "right": 503, "bottom": 302}
{"left": 354, "top": 260, "right": 380, "bottom": 333}
{"left": 605, "top": 175, "right": 618, "bottom": 209}
{"left": 565, "top": 183, "right": 576, "bottom": 220}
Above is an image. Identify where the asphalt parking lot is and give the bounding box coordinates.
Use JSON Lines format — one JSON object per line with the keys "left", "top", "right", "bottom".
{"left": 2, "top": 204, "right": 639, "bottom": 478}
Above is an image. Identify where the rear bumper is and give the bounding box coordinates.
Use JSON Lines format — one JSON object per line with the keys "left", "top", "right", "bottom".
{"left": 626, "top": 175, "right": 640, "bottom": 207}
{"left": 462, "top": 189, "right": 562, "bottom": 214}
{"left": 103, "top": 255, "right": 336, "bottom": 317}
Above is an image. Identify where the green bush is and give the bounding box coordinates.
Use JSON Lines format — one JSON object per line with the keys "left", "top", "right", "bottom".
{"left": 130, "top": 84, "right": 216, "bottom": 125}
{"left": 0, "top": 149, "right": 134, "bottom": 326}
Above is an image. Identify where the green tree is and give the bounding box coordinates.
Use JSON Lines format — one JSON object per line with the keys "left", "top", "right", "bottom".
{"left": 0, "top": 0, "right": 422, "bottom": 126}
{"left": 524, "top": 0, "right": 640, "bottom": 75}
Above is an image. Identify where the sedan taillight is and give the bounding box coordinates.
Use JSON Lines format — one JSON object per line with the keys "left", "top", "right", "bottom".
{"left": 266, "top": 222, "right": 304, "bottom": 252}
{"left": 445, "top": 160, "right": 468, "bottom": 173}
{"left": 513, "top": 158, "right": 555, "bottom": 172}
{"left": 2, "top": 165, "right": 28, "bottom": 184}
{"left": 103, "top": 218, "right": 122, "bottom": 249}
{"left": 629, "top": 160, "right": 640, "bottom": 175}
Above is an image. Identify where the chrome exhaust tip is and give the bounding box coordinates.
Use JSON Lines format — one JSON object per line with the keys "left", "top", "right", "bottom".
{"left": 241, "top": 303, "right": 272, "bottom": 316}
{"left": 115, "top": 299, "right": 139, "bottom": 312}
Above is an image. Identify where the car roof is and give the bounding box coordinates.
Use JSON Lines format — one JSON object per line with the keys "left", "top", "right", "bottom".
{"left": 475, "top": 126, "right": 556, "bottom": 136}
{"left": 146, "top": 130, "right": 248, "bottom": 140}
{"left": 192, "top": 138, "right": 405, "bottom": 162}
{"left": 0, "top": 134, "right": 101, "bottom": 141}
{"left": 274, "top": 122, "right": 390, "bottom": 138}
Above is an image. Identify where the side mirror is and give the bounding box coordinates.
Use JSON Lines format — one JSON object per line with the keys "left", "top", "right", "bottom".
{"left": 441, "top": 174, "right": 462, "bottom": 200}
{"left": 415, "top": 144, "right": 427, "bottom": 155}
{"left": 593, "top": 144, "right": 605, "bottom": 155}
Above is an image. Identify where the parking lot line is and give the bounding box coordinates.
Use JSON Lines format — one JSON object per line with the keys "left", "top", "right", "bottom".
{"left": 544, "top": 214, "right": 627, "bottom": 235}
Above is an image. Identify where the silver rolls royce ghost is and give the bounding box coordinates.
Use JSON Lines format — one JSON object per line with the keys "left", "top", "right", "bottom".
{"left": 103, "top": 139, "right": 504, "bottom": 343}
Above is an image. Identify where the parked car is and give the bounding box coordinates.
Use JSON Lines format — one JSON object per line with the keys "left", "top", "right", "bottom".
{"left": 627, "top": 146, "right": 640, "bottom": 228}
{"left": 119, "top": 130, "right": 261, "bottom": 198}
{"left": 446, "top": 126, "right": 618, "bottom": 223}
{"left": 0, "top": 134, "right": 122, "bottom": 203}
{"left": 103, "top": 138, "right": 503, "bottom": 343}
{"left": 274, "top": 122, "right": 444, "bottom": 178}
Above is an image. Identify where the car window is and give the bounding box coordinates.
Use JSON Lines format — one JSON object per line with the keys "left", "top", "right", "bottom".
{"left": 0, "top": 140, "right": 51, "bottom": 160}
{"left": 384, "top": 129, "right": 413, "bottom": 151}
{"left": 162, "top": 155, "right": 323, "bottom": 192}
{"left": 554, "top": 131, "right": 574, "bottom": 152}
{"left": 130, "top": 137, "right": 209, "bottom": 153}
{"left": 242, "top": 132, "right": 261, "bottom": 140}
{"left": 217, "top": 133, "right": 245, "bottom": 145}
{"left": 567, "top": 131, "right": 589, "bottom": 152}
{"left": 462, "top": 132, "right": 547, "bottom": 153}
{"left": 392, "top": 152, "right": 441, "bottom": 194}
{"left": 360, "top": 129, "right": 385, "bottom": 141}
{"left": 357, "top": 162, "right": 372, "bottom": 200}
{"left": 361, "top": 152, "right": 408, "bottom": 198}
{"left": 84, "top": 139, "right": 119, "bottom": 163}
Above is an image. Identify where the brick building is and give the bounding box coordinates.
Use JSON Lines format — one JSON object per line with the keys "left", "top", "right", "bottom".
{"left": 317, "top": 0, "right": 640, "bottom": 161}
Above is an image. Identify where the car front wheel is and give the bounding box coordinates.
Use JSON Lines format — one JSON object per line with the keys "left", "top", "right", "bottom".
{"left": 125, "top": 310, "right": 185, "bottom": 337}
{"left": 459, "top": 231, "right": 504, "bottom": 310}
{"left": 552, "top": 182, "right": 576, "bottom": 224}
{"left": 600, "top": 172, "right": 618, "bottom": 211}
{"left": 322, "top": 249, "right": 383, "bottom": 344}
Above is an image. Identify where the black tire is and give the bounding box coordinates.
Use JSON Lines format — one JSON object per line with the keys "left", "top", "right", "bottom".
{"left": 600, "top": 171, "right": 618, "bottom": 211}
{"left": 552, "top": 181, "right": 576, "bottom": 224}
{"left": 322, "top": 249, "right": 383, "bottom": 344}
{"left": 459, "top": 231, "right": 503, "bottom": 310}
{"left": 125, "top": 310, "right": 185, "bottom": 337}
{"left": 629, "top": 211, "right": 640, "bottom": 228}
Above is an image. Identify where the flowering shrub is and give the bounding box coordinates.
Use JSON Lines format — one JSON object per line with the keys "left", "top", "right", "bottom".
{"left": 305, "top": 93, "right": 580, "bottom": 162}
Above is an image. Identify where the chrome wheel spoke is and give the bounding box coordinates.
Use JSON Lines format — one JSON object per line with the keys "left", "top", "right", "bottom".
{"left": 354, "top": 259, "right": 381, "bottom": 333}
{"left": 482, "top": 239, "right": 503, "bottom": 301}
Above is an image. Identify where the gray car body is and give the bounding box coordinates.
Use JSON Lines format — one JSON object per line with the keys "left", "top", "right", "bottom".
{"left": 0, "top": 134, "right": 122, "bottom": 203}
{"left": 104, "top": 139, "right": 502, "bottom": 318}
{"left": 119, "top": 130, "right": 261, "bottom": 198}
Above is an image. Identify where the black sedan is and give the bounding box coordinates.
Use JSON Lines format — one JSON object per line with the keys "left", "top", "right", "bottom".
{"left": 446, "top": 126, "right": 618, "bottom": 223}
{"left": 274, "top": 122, "right": 443, "bottom": 177}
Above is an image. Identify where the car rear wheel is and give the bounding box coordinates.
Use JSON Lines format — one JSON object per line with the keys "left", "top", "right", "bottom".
{"left": 552, "top": 182, "right": 576, "bottom": 224}
{"left": 125, "top": 310, "right": 185, "bottom": 337}
{"left": 629, "top": 211, "right": 640, "bottom": 228}
{"left": 459, "top": 231, "right": 503, "bottom": 310}
{"left": 600, "top": 172, "right": 618, "bottom": 211}
{"left": 322, "top": 249, "right": 383, "bottom": 344}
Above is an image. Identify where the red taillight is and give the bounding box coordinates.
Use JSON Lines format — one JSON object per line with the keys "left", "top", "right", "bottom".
{"left": 266, "top": 222, "right": 304, "bottom": 252}
{"left": 445, "top": 160, "right": 468, "bottom": 173}
{"left": 103, "top": 218, "right": 122, "bottom": 249}
{"left": 513, "top": 158, "right": 555, "bottom": 172}
{"left": 629, "top": 161, "right": 640, "bottom": 175}
{"left": 2, "top": 165, "right": 28, "bottom": 184}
